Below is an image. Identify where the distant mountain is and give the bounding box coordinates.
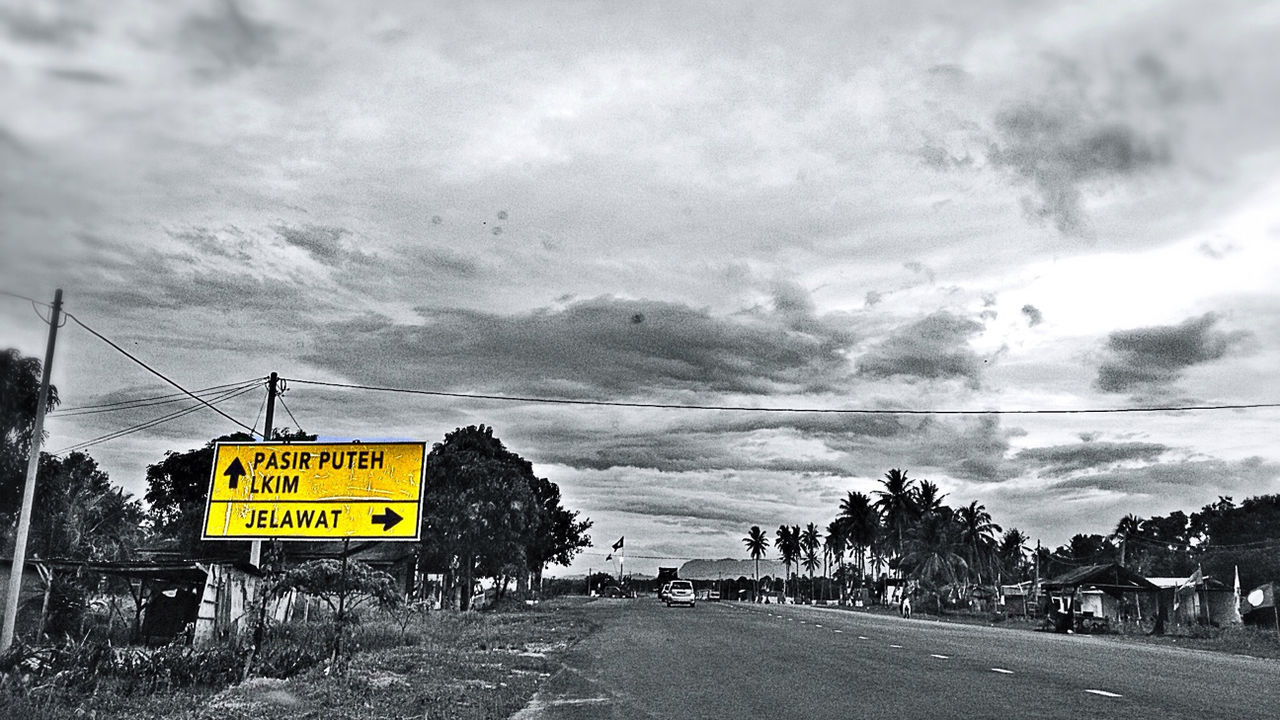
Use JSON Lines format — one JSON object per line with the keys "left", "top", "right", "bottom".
{"left": 678, "top": 557, "right": 785, "bottom": 580}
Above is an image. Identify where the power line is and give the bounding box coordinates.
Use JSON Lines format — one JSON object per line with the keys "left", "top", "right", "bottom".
{"left": 277, "top": 392, "right": 305, "bottom": 435}
{"left": 286, "top": 377, "right": 1280, "bottom": 416}
{"left": 52, "top": 379, "right": 264, "bottom": 416}
{"left": 52, "top": 383, "right": 260, "bottom": 454}
{"left": 64, "top": 312, "right": 259, "bottom": 437}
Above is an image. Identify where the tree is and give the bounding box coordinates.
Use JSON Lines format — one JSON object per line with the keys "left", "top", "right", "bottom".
{"left": 524, "top": 475, "right": 592, "bottom": 591}
{"left": 825, "top": 519, "right": 847, "bottom": 604}
{"left": 269, "top": 558, "right": 400, "bottom": 663}
{"left": 840, "top": 491, "right": 878, "bottom": 581}
{"left": 901, "top": 511, "right": 967, "bottom": 614}
{"left": 800, "top": 523, "right": 820, "bottom": 601}
{"left": 31, "top": 451, "right": 145, "bottom": 561}
{"left": 144, "top": 429, "right": 312, "bottom": 553}
{"left": 419, "top": 425, "right": 543, "bottom": 610}
{"left": 775, "top": 524, "right": 797, "bottom": 601}
{"left": 997, "top": 528, "right": 1030, "bottom": 582}
{"left": 956, "top": 501, "right": 1001, "bottom": 587}
{"left": 0, "top": 348, "right": 59, "bottom": 524}
{"left": 913, "top": 480, "right": 948, "bottom": 519}
{"left": 743, "top": 526, "right": 769, "bottom": 602}
{"left": 1111, "top": 513, "right": 1143, "bottom": 567}
{"left": 874, "top": 469, "right": 916, "bottom": 560}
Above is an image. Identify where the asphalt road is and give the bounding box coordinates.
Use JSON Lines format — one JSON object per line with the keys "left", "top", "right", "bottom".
{"left": 516, "top": 597, "right": 1280, "bottom": 719}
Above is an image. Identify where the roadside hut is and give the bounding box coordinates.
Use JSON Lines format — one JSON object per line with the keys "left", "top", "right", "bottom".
{"left": 1041, "top": 563, "right": 1159, "bottom": 632}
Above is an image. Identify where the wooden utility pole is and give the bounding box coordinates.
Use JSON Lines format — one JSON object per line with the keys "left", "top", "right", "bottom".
{"left": 2, "top": 289, "right": 63, "bottom": 651}
{"left": 249, "top": 372, "right": 278, "bottom": 568}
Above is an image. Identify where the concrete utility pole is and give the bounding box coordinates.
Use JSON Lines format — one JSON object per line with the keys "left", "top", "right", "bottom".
{"left": 249, "top": 371, "right": 278, "bottom": 568}
{"left": 2, "top": 289, "right": 63, "bottom": 651}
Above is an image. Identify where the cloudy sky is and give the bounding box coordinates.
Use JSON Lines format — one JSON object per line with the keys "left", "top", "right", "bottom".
{"left": 3, "top": 1, "right": 1279, "bottom": 576}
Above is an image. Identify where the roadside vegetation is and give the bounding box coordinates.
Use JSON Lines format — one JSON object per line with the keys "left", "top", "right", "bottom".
{"left": 0, "top": 596, "right": 597, "bottom": 719}
{"left": 742, "top": 468, "right": 1280, "bottom": 637}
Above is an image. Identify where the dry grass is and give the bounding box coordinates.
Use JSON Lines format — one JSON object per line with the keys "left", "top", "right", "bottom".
{"left": 0, "top": 598, "right": 597, "bottom": 720}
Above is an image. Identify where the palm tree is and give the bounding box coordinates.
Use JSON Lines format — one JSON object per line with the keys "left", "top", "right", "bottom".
{"left": 825, "top": 519, "right": 847, "bottom": 604}
{"left": 840, "top": 491, "right": 878, "bottom": 580}
{"left": 956, "top": 501, "right": 1002, "bottom": 588}
{"left": 775, "top": 524, "right": 796, "bottom": 602}
{"left": 1111, "top": 513, "right": 1143, "bottom": 567}
{"left": 873, "top": 469, "right": 916, "bottom": 560}
{"left": 997, "top": 528, "right": 1030, "bottom": 581}
{"left": 743, "top": 526, "right": 770, "bottom": 602}
{"left": 801, "top": 523, "right": 821, "bottom": 603}
{"left": 901, "top": 511, "right": 967, "bottom": 614}
{"left": 914, "top": 480, "right": 948, "bottom": 518}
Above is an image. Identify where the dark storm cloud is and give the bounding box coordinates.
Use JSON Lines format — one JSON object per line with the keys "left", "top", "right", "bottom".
{"left": 856, "top": 311, "right": 984, "bottom": 387}
{"left": 0, "top": 6, "right": 93, "bottom": 45}
{"left": 272, "top": 224, "right": 349, "bottom": 260}
{"left": 1094, "top": 313, "right": 1249, "bottom": 394}
{"left": 1016, "top": 441, "right": 1167, "bottom": 478}
{"left": 1050, "top": 457, "right": 1280, "bottom": 496}
{"left": 988, "top": 105, "right": 1169, "bottom": 236}
{"left": 47, "top": 68, "right": 118, "bottom": 85}
{"left": 588, "top": 495, "right": 771, "bottom": 527}
{"left": 180, "top": 0, "right": 277, "bottom": 75}
{"left": 1021, "top": 304, "right": 1043, "bottom": 326}
{"left": 304, "top": 294, "right": 856, "bottom": 398}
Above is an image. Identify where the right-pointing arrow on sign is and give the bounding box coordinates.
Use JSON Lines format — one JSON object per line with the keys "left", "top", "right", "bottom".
{"left": 371, "top": 507, "right": 403, "bottom": 531}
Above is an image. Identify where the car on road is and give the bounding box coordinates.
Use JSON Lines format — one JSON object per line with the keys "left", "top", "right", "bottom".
{"left": 666, "top": 580, "right": 696, "bottom": 607}
{"left": 659, "top": 582, "right": 673, "bottom": 602}
{"left": 707, "top": 589, "right": 720, "bottom": 602}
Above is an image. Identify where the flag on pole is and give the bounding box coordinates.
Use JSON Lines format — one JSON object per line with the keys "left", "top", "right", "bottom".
{"left": 612, "top": 536, "right": 624, "bottom": 551}
{"left": 1231, "top": 565, "right": 1244, "bottom": 624}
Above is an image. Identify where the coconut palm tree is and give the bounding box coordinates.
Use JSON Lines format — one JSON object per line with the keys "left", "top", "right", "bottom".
{"left": 914, "top": 480, "right": 948, "bottom": 519}
{"left": 825, "top": 519, "right": 847, "bottom": 604}
{"left": 743, "top": 526, "right": 770, "bottom": 602}
{"left": 840, "top": 491, "right": 878, "bottom": 579}
{"left": 1111, "top": 513, "right": 1143, "bottom": 567}
{"left": 775, "top": 524, "right": 797, "bottom": 602}
{"left": 956, "top": 500, "right": 1002, "bottom": 588}
{"left": 801, "top": 523, "right": 821, "bottom": 602}
{"left": 901, "top": 511, "right": 967, "bottom": 614}
{"left": 873, "top": 469, "right": 916, "bottom": 560}
{"left": 997, "top": 528, "right": 1030, "bottom": 581}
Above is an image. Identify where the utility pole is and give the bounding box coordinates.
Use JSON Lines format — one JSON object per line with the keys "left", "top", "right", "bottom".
{"left": 249, "top": 372, "right": 278, "bottom": 568}
{"left": 2, "top": 289, "right": 63, "bottom": 651}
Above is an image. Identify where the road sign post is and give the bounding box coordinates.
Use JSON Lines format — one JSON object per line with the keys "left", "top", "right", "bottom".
{"left": 203, "top": 441, "right": 425, "bottom": 541}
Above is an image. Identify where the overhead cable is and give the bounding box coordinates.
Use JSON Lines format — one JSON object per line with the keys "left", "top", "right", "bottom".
{"left": 52, "top": 379, "right": 264, "bottom": 416}
{"left": 64, "top": 312, "right": 259, "bottom": 437}
{"left": 286, "top": 377, "right": 1280, "bottom": 416}
{"left": 52, "top": 383, "right": 261, "bottom": 454}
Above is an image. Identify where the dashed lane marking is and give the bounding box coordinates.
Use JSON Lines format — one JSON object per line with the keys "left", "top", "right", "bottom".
{"left": 1084, "top": 690, "right": 1123, "bottom": 698}
{"left": 833, "top": 629, "right": 842, "bottom": 633}
{"left": 930, "top": 654, "right": 949, "bottom": 659}
{"left": 814, "top": 624, "right": 823, "bottom": 627}
{"left": 990, "top": 668, "right": 1014, "bottom": 675}
{"left": 857, "top": 636, "right": 869, "bottom": 640}
{"left": 889, "top": 644, "right": 903, "bottom": 648}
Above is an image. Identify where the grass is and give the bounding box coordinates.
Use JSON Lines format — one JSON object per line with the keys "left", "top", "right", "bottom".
{"left": 0, "top": 597, "right": 598, "bottom": 720}
{"left": 830, "top": 601, "right": 1280, "bottom": 659}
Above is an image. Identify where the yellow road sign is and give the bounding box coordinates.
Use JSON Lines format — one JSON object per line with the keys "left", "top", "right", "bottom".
{"left": 202, "top": 442, "right": 425, "bottom": 541}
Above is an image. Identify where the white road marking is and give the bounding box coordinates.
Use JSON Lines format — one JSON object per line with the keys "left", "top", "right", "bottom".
{"left": 857, "top": 636, "right": 868, "bottom": 640}
{"left": 990, "top": 668, "right": 1014, "bottom": 675}
{"left": 1084, "top": 690, "right": 1123, "bottom": 698}
{"left": 889, "top": 644, "right": 903, "bottom": 648}
{"left": 833, "top": 629, "right": 843, "bottom": 633}
{"left": 814, "top": 624, "right": 823, "bottom": 627}
{"left": 930, "top": 654, "right": 949, "bottom": 659}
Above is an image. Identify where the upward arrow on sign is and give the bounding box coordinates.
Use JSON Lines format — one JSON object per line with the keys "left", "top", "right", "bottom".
{"left": 223, "top": 457, "right": 247, "bottom": 489}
